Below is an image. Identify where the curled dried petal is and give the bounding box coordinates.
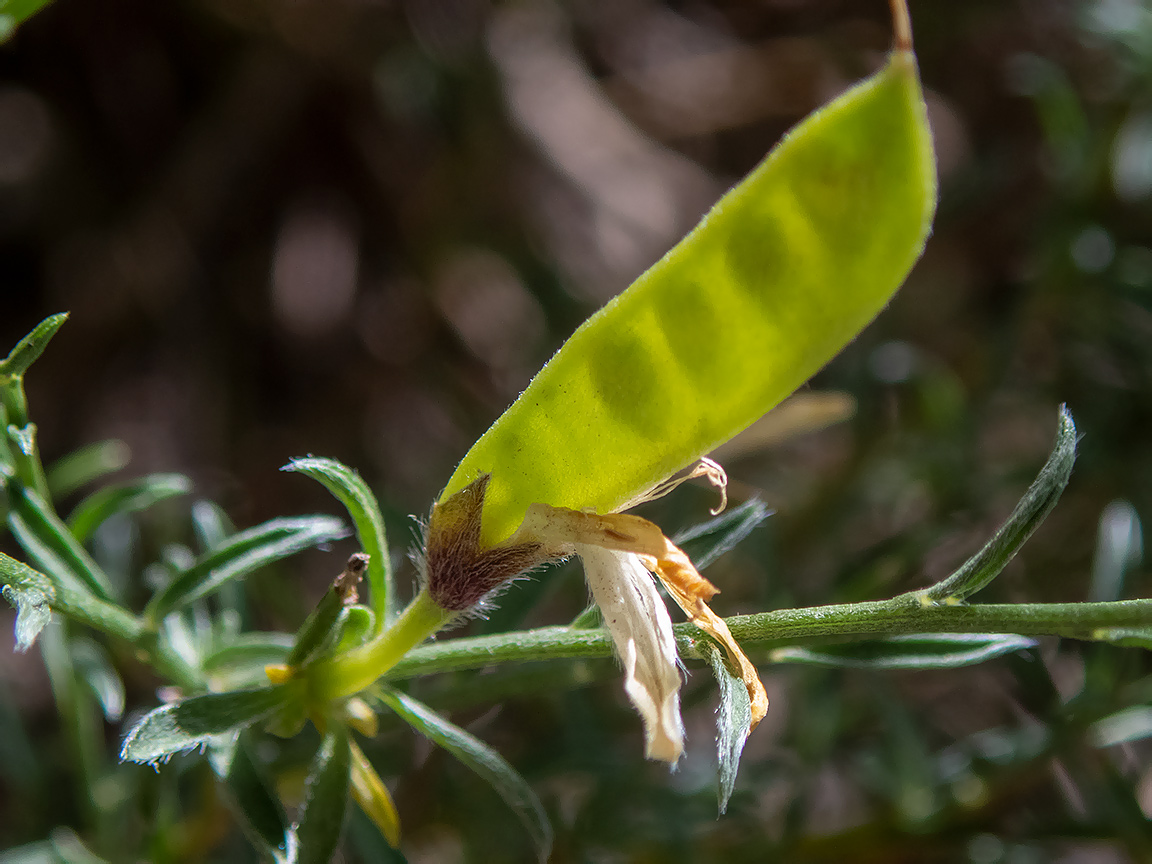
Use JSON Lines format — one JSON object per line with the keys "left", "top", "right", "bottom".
{"left": 578, "top": 545, "right": 684, "bottom": 763}
{"left": 510, "top": 502, "right": 765, "bottom": 752}
{"left": 641, "top": 540, "right": 768, "bottom": 734}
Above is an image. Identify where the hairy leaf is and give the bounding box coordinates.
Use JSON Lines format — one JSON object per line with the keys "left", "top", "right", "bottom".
{"left": 0, "top": 839, "right": 55, "bottom": 864}
{"left": 0, "top": 552, "right": 54, "bottom": 651}
{"left": 45, "top": 440, "right": 131, "bottom": 500}
{"left": 924, "top": 407, "right": 1076, "bottom": 603}
{"left": 770, "top": 633, "right": 1037, "bottom": 670}
{"left": 146, "top": 515, "right": 348, "bottom": 618}
{"left": 700, "top": 639, "right": 752, "bottom": 815}
{"left": 120, "top": 687, "right": 286, "bottom": 764}
{"left": 67, "top": 473, "right": 192, "bottom": 543}
{"left": 0, "top": 828, "right": 111, "bottom": 864}
{"left": 203, "top": 632, "right": 294, "bottom": 688}
{"left": 209, "top": 734, "right": 293, "bottom": 863}
{"left": 190, "top": 499, "right": 235, "bottom": 551}
{"left": 380, "top": 688, "right": 552, "bottom": 862}
{"left": 673, "top": 498, "right": 772, "bottom": 572}
{"left": 8, "top": 484, "right": 117, "bottom": 600}
{"left": 1092, "top": 627, "right": 1152, "bottom": 649}
{"left": 0, "top": 314, "right": 68, "bottom": 382}
{"left": 293, "top": 728, "right": 352, "bottom": 864}
{"left": 284, "top": 457, "right": 395, "bottom": 627}
{"left": 71, "top": 636, "right": 125, "bottom": 722}
{"left": 1090, "top": 707, "right": 1152, "bottom": 748}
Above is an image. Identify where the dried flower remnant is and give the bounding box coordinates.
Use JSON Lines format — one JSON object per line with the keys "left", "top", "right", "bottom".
{"left": 424, "top": 469, "right": 768, "bottom": 764}
{"left": 579, "top": 546, "right": 684, "bottom": 762}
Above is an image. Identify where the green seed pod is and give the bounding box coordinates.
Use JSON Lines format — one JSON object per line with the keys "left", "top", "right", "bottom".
{"left": 440, "top": 27, "right": 936, "bottom": 550}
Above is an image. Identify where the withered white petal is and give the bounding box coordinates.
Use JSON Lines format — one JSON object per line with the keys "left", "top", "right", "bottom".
{"left": 577, "top": 544, "right": 684, "bottom": 764}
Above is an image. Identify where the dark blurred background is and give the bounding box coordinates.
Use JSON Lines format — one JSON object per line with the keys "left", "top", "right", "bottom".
{"left": 2, "top": 0, "right": 1152, "bottom": 861}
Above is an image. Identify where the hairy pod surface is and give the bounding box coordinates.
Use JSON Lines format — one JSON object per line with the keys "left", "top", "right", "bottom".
{"left": 442, "top": 47, "right": 937, "bottom": 548}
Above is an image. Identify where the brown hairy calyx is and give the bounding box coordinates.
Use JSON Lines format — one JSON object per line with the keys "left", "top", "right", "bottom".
{"left": 424, "top": 475, "right": 548, "bottom": 611}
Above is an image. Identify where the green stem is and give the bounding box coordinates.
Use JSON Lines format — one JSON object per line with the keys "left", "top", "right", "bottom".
{"left": 52, "top": 588, "right": 145, "bottom": 643}
{"left": 40, "top": 621, "right": 101, "bottom": 829}
{"left": 311, "top": 588, "right": 453, "bottom": 702}
{"left": 724, "top": 594, "right": 1152, "bottom": 643}
{"left": 383, "top": 595, "right": 1152, "bottom": 680}
{"left": 2, "top": 382, "right": 50, "bottom": 502}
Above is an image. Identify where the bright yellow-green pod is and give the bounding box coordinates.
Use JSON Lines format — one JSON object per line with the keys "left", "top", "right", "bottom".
{"left": 442, "top": 45, "right": 937, "bottom": 548}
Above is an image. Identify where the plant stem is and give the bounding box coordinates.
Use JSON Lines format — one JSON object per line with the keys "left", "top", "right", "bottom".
{"left": 1, "top": 382, "right": 51, "bottom": 502}
{"left": 723, "top": 593, "right": 1152, "bottom": 643}
{"left": 52, "top": 588, "right": 145, "bottom": 642}
{"left": 312, "top": 588, "right": 453, "bottom": 702}
{"left": 40, "top": 621, "right": 101, "bottom": 830}
{"left": 383, "top": 595, "right": 1152, "bottom": 679}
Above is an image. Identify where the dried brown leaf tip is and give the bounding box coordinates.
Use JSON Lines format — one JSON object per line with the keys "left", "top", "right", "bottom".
{"left": 336, "top": 553, "right": 369, "bottom": 605}
{"left": 424, "top": 474, "right": 548, "bottom": 612}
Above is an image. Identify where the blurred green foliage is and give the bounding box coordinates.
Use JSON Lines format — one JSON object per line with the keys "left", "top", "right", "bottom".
{"left": 2, "top": 1, "right": 1152, "bottom": 862}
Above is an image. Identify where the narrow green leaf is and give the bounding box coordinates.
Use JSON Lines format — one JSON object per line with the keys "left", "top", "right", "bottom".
{"left": 7, "top": 484, "right": 117, "bottom": 600}
{"left": 7, "top": 510, "right": 94, "bottom": 599}
{"left": 47, "top": 828, "right": 110, "bottom": 864}
{"left": 347, "top": 809, "right": 410, "bottom": 864}
{"left": 203, "top": 632, "right": 294, "bottom": 677}
{"left": 190, "top": 499, "right": 234, "bottom": 551}
{"left": 45, "top": 440, "right": 131, "bottom": 500}
{"left": 379, "top": 688, "right": 552, "bottom": 862}
{"left": 209, "top": 734, "right": 293, "bottom": 863}
{"left": 0, "top": 314, "right": 68, "bottom": 382}
{"left": 284, "top": 457, "right": 395, "bottom": 628}
{"left": 67, "top": 474, "right": 192, "bottom": 543}
{"left": 1089, "top": 707, "right": 1152, "bottom": 748}
{"left": 120, "top": 687, "right": 286, "bottom": 765}
{"left": 0, "top": 551, "right": 54, "bottom": 651}
{"left": 700, "top": 639, "right": 752, "bottom": 815}
{"left": 71, "top": 637, "right": 125, "bottom": 722}
{"left": 1092, "top": 626, "right": 1152, "bottom": 649}
{"left": 673, "top": 498, "right": 772, "bottom": 572}
{"left": 293, "top": 728, "right": 352, "bottom": 864}
{"left": 146, "top": 515, "right": 348, "bottom": 619}
{"left": 925, "top": 406, "right": 1076, "bottom": 603}
{"left": 0, "top": 831, "right": 110, "bottom": 864}
{"left": 0, "top": 839, "right": 54, "bottom": 864}
{"left": 769, "top": 633, "right": 1037, "bottom": 670}
{"left": 2, "top": 525, "right": 143, "bottom": 641}
{"left": 1088, "top": 499, "right": 1142, "bottom": 602}
{"left": 0, "top": 675, "right": 40, "bottom": 789}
